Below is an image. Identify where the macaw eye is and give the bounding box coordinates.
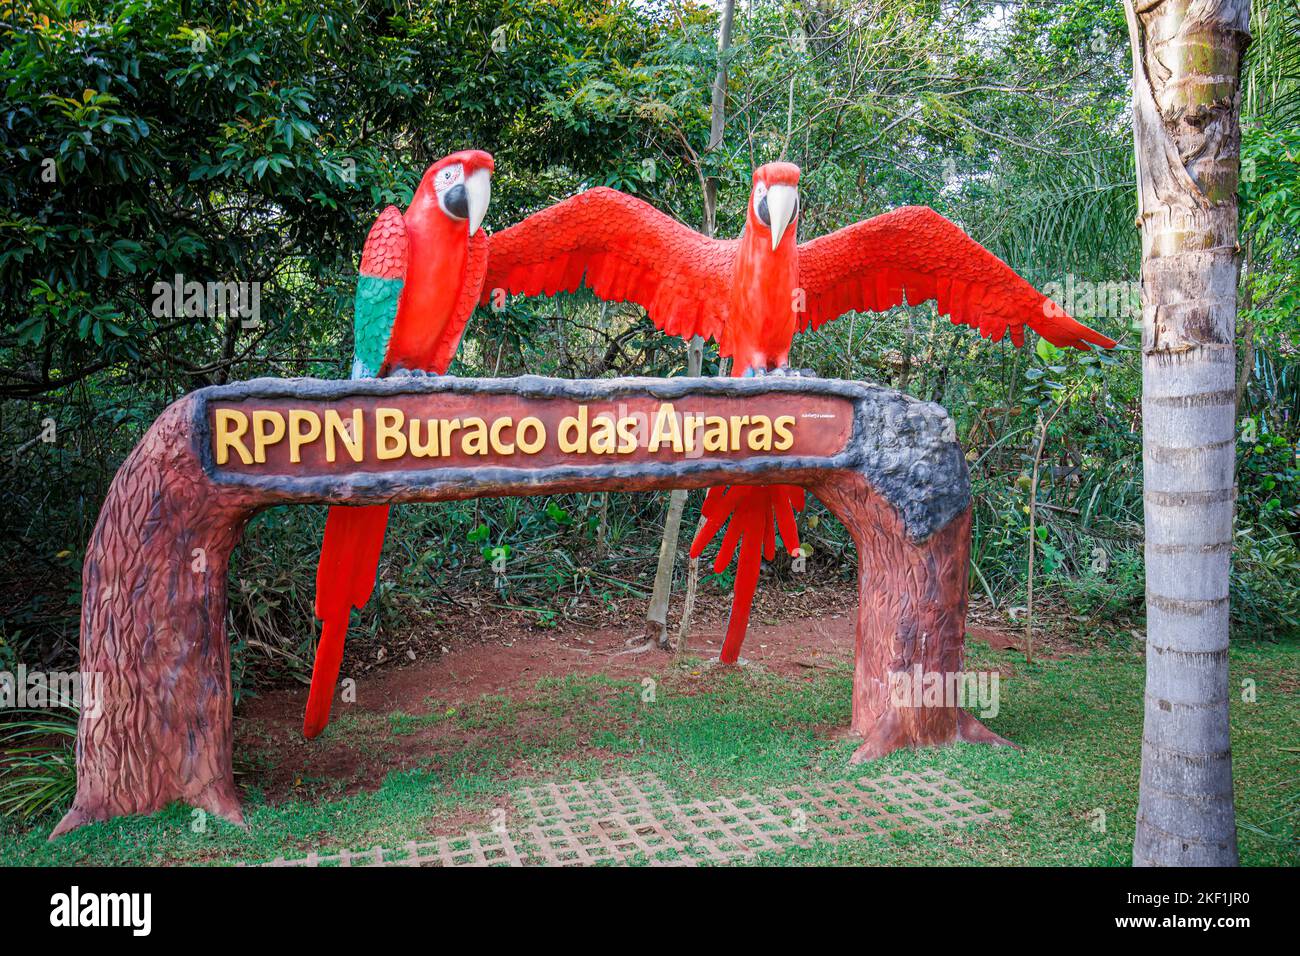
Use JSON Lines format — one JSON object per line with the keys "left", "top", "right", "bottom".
{"left": 755, "top": 184, "right": 770, "bottom": 226}
{"left": 433, "top": 164, "right": 465, "bottom": 193}
{"left": 435, "top": 163, "right": 469, "bottom": 218}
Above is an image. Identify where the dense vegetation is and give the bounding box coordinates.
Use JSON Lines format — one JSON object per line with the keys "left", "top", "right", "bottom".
{"left": 1, "top": 0, "right": 1296, "bottom": 721}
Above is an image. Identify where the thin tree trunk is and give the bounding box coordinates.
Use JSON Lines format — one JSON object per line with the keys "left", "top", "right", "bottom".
{"left": 1235, "top": 240, "right": 1254, "bottom": 411}
{"left": 899, "top": 313, "right": 914, "bottom": 391}
{"left": 593, "top": 302, "right": 612, "bottom": 564}
{"left": 645, "top": 0, "right": 735, "bottom": 648}
{"left": 1125, "top": 0, "right": 1250, "bottom": 867}
{"left": 676, "top": 515, "right": 702, "bottom": 654}
{"left": 1024, "top": 391, "right": 1072, "bottom": 663}
{"left": 595, "top": 491, "right": 609, "bottom": 561}
{"left": 1024, "top": 411, "right": 1045, "bottom": 665}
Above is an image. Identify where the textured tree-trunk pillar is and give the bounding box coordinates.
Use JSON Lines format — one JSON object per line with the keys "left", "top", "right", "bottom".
{"left": 53, "top": 375, "right": 1004, "bottom": 836}
{"left": 817, "top": 479, "right": 1006, "bottom": 761}
{"left": 1125, "top": 0, "right": 1250, "bottom": 866}
{"left": 52, "top": 404, "right": 258, "bottom": 836}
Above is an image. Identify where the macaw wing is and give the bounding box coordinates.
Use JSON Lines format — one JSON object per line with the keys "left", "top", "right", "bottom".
{"left": 483, "top": 187, "right": 737, "bottom": 344}
{"left": 352, "top": 205, "right": 407, "bottom": 379}
{"left": 796, "top": 206, "right": 1115, "bottom": 350}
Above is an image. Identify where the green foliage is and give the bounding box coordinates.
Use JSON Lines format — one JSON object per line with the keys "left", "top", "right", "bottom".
{"left": 0, "top": 707, "right": 77, "bottom": 822}
{"left": 1232, "top": 525, "right": 1300, "bottom": 637}
{"left": 1240, "top": 428, "right": 1300, "bottom": 518}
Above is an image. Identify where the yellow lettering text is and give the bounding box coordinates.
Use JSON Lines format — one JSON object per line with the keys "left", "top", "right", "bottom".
{"left": 324, "top": 409, "right": 364, "bottom": 463}
{"left": 773, "top": 415, "right": 796, "bottom": 451}
{"left": 288, "top": 409, "right": 321, "bottom": 463}
{"left": 461, "top": 417, "right": 488, "bottom": 455}
{"left": 214, "top": 409, "right": 252, "bottom": 465}
{"left": 559, "top": 406, "right": 588, "bottom": 453}
{"left": 516, "top": 417, "right": 545, "bottom": 454}
{"left": 616, "top": 415, "right": 639, "bottom": 454}
{"left": 649, "top": 403, "right": 683, "bottom": 452}
{"left": 251, "top": 410, "right": 286, "bottom": 463}
{"left": 590, "top": 414, "right": 615, "bottom": 454}
{"left": 408, "top": 418, "right": 439, "bottom": 457}
{"left": 439, "top": 418, "right": 462, "bottom": 457}
{"left": 375, "top": 408, "right": 406, "bottom": 460}
{"left": 702, "top": 415, "right": 729, "bottom": 452}
{"left": 747, "top": 415, "right": 773, "bottom": 451}
{"left": 490, "top": 417, "right": 515, "bottom": 454}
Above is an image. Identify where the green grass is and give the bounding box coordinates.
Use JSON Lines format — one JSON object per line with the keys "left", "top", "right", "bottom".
{"left": 2, "top": 638, "right": 1296, "bottom": 866}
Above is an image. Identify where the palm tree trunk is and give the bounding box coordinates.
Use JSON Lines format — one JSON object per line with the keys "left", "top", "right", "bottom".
{"left": 1124, "top": 0, "right": 1250, "bottom": 867}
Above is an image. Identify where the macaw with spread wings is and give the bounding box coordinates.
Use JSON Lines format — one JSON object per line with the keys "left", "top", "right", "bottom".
{"left": 480, "top": 161, "right": 1115, "bottom": 663}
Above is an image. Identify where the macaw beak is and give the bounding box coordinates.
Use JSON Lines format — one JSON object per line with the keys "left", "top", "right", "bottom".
{"left": 767, "top": 184, "right": 798, "bottom": 251}
{"left": 465, "top": 167, "right": 491, "bottom": 236}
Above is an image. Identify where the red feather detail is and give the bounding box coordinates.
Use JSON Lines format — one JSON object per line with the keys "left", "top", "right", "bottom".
{"left": 713, "top": 507, "right": 746, "bottom": 572}
{"left": 359, "top": 206, "right": 407, "bottom": 280}
{"left": 691, "top": 486, "right": 732, "bottom": 558}
{"left": 720, "top": 508, "right": 763, "bottom": 663}
{"left": 427, "top": 229, "right": 489, "bottom": 375}
{"left": 797, "top": 206, "right": 1115, "bottom": 350}
{"left": 483, "top": 188, "right": 737, "bottom": 345}
{"left": 906, "top": 272, "right": 936, "bottom": 305}
{"left": 690, "top": 484, "right": 804, "bottom": 663}
{"left": 542, "top": 254, "right": 569, "bottom": 296}
{"left": 773, "top": 487, "right": 800, "bottom": 548}
{"left": 305, "top": 504, "right": 390, "bottom": 738}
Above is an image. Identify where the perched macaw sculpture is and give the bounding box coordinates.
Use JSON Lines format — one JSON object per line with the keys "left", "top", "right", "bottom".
{"left": 305, "top": 149, "right": 494, "bottom": 738}
{"left": 480, "top": 161, "right": 1115, "bottom": 663}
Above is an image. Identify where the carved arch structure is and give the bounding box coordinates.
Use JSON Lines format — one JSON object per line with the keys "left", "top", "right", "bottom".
{"left": 54, "top": 375, "right": 1009, "bottom": 837}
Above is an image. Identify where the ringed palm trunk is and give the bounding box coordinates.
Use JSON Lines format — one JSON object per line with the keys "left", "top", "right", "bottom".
{"left": 1124, "top": 0, "right": 1250, "bottom": 866}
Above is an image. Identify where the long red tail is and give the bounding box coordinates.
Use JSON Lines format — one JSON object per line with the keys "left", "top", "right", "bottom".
{"left": 690, "top": 484, "right": 805, "bottom": 663}
{"left": 303, "top": 504, "right": 390, "bottom": 737}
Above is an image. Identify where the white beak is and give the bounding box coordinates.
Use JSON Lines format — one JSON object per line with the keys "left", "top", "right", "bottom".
{"left": 767, "top": 184, "right": 798, "bottom": 251}
{"left": 465, "top": 168, "right": 491, "bottom": 236}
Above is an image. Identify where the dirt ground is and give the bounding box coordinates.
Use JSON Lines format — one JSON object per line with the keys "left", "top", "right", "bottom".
{"left": 234, "top": 575, "right": 1080, "bottom": 810}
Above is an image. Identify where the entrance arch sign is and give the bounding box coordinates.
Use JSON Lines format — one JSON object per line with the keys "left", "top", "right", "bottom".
{"left": 54, "top": 375, "right": 1010, "bottom": 837}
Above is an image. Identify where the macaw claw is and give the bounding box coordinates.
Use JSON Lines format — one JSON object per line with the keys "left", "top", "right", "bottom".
{"left": 741, "top": 365, "right": 817, "bottom": 378}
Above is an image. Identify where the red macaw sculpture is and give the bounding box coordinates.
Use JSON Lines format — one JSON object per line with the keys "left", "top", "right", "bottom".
{"left": 481, "top": 161, "right": 1115, "bottom": 663}
{"left": 305, "top": 149, "right": 494, "bottom": 738}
